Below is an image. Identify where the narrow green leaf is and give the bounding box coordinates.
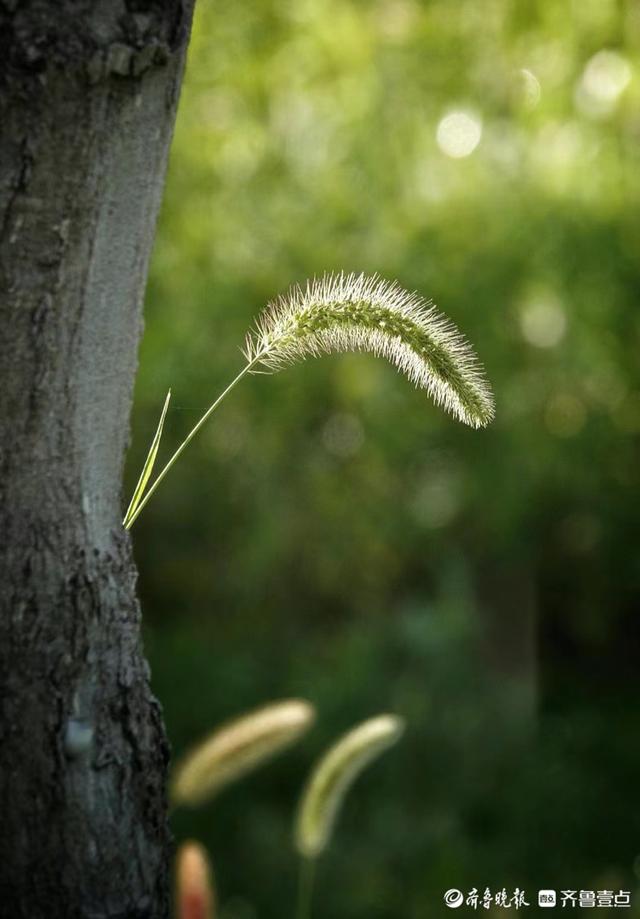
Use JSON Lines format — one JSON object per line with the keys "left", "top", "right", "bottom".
{"left": 123, "top": 389, "right": 171, "bottom": 529}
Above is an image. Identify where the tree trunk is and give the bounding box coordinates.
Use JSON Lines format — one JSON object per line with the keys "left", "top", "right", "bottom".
{"left": 0, "top": 3, "right": 195, "bottom": 916}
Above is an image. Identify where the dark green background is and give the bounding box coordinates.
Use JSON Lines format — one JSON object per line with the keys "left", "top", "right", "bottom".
{"left": 128, "top": 1, "right": 640, "bottom": 915}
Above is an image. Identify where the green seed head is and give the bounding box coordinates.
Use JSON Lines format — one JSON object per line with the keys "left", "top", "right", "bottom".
{"left": 172, "top": 699, "right": 316, "bottom": 808}
{"left": 245, "top": 273, "right": 494, "bottom": 428}
{"left": 294, "top": 713, "right": 405, "bottom": 859}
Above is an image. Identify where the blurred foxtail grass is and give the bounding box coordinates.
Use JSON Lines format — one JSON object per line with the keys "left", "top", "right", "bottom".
{"left": 171, "top": 699, "right": 316, "bottom": 808}
{"left": 294, "top": 714, "right": 405, "bottom": 919}
{"left": 176, "top": 840, "right": 215, "bottom": 919}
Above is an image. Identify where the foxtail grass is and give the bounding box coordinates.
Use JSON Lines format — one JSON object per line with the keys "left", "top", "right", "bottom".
{"left": 294, "top": 713, "right": 405, "bottom": 858}
{"left": 245, "top": 273, "right": 494, "bottom": 427}
{"left": 176, "top": 840, "right": 215, "bottom": 919}
{"left": 293, "top": 714, "right": 405, "bottom": 919}
{"left": 124, "top": 273, "right": 493, "bottom": 527}
{"left": 171, "top": 699, "right": 315, "bottom": 808}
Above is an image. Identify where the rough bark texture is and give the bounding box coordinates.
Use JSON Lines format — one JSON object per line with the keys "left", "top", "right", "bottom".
{"left": 0, "top": 2, "right": 195, "bottom": 916}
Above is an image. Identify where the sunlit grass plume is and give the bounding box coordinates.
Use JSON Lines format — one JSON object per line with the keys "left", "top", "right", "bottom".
{"left": 171, "top": 699, "right": 315, "bottom": 808}
{"left": 293, "top": 714, "right": 405, "bottom": 919}
{"left": 246, "top": 273, "right": 493, "bottom": 427}
{"left": 125, "top": 273, "right": 494, "bottom": 527}
{"left": 294, "top": 713, "right": 405, "bottom": 859}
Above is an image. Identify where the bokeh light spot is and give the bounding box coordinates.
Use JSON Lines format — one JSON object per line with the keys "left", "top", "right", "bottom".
{"left": 516, "top": 68, "right": 542, "bottom": 110}
{"left": 436, "top": 111, "right": 482, "bottom": 159}
{"left": 576, "top": 50, "right": 632, "bottom": 117}
{"left": 375, "top": 0, "right": 419, "bottom": 42}
{"left": 519, "top": 294, "right": 567, "bottom": 348}
{"left": 411, "top": 468, "right": 462, "bottom": 529}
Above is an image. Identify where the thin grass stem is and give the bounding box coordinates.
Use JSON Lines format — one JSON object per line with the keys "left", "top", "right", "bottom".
{"left": 125, "top": 354, "right": 262, "bottom": 528}
{"left": 295, "top": 856, "right": 316, "bottom": 919}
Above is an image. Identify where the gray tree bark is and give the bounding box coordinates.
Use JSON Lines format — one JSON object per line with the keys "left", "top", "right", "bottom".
{"left": 0, "top": 3, "right": 195, "bottom": 916}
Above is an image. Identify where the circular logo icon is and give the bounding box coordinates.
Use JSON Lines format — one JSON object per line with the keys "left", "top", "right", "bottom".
{"left": 444, "top": 889, "right": 464, "bottom": 908}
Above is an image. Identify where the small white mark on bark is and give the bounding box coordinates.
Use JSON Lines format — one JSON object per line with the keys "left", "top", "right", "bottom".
{"left": 9, "top": 215, "right": 23, "bottom": 244}
{"left": 106, "top": 44, "right": 134, "bottom": 77}
{"left": 64, "top": 719, "right": 94, "bottom": 758}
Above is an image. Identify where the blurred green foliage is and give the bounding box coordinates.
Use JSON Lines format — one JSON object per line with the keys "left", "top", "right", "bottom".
{"left": 129, "top": 1, "right": 640, "bottom": 915}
